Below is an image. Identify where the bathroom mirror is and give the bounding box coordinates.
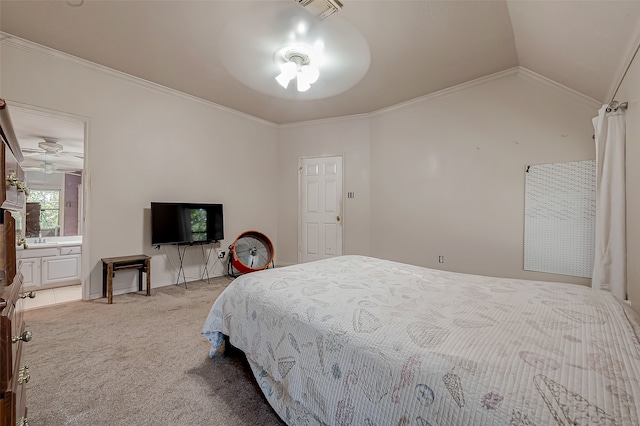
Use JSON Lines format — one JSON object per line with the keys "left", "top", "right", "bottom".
{"left": 24, "top": 171, "right": 82, "bottom": 238}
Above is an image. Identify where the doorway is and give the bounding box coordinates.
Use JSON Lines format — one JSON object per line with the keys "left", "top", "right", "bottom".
{"left": 9, "top": 103, "right": 86, "bottom": 305}
{"left": 298, "top": 155, "right": 344, "bottom": 263}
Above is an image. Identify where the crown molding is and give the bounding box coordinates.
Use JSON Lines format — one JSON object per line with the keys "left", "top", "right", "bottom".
{"left": 0, "top": 32, "right": 277, "bottom": 128}
{"left": 516, "top": 67, "right": 600, "bottom": 108}
{"left": 605, "top": 18, "right": 640, "bottom": 103}
{"left": 369, "top": 67, "right": 521, "bottom": 117}
{"left": 369, "top": 66, "right": 600, "bottom": 118}
{"left": 279, "top": 112, "right": 370, "bottom": 129}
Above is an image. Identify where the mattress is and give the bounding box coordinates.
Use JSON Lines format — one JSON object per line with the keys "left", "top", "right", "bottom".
{"left": 202, "top": 255, "right": 640, "bottom": 425}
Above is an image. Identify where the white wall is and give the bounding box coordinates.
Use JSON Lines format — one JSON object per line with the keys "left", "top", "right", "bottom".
{"left": 277, "top": 116, "right": 370, "bottom": 264}
{"left": 1, "top": 39, "right": 279, "bottom": 298}
{"left": 615, "top": 49, "right": 640, "bottom": 308}
{"left": 276, "top": 69, "right": 598, "bottom": 285}
{"left": 369, "top": 70, "right": 597, "bottom": 284}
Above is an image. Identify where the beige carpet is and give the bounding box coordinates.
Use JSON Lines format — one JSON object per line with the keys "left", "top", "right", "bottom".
{"left": 23, "top": 277, "right": 285, "bottom": 425}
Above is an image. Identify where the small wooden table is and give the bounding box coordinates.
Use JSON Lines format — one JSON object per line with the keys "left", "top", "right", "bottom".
{"left": 101, "top": 255, "right": 151, "bottom": 304}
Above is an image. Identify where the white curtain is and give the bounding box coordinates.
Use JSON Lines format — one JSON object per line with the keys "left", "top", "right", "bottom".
{"left": 592, "top": 104, "right": 626, "bottom": 299}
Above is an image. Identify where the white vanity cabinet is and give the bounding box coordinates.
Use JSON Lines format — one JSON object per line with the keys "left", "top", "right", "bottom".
{"left": 19, "top": 244, "right": 81, "bottom": 290}
{"left": 42, "top": 252, "right": 81, "bottom": 285}
{"left": 20, "top": 257, "right": 41, "bottom": 288}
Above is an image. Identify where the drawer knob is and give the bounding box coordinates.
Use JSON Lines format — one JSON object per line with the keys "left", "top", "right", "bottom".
{"left": 19, "top": 292, "right": 36, "bottom": 299}
{"left": 12, "top": 330, "right": 32, "bottom": 343}
{"left": 16, "top": 180, "right": 29, "bottom": 196}
{"left": 17, "top": 237, "right": 28, "bottom": 249}
{"left": 6, "top": 172, "right": 17, "bottom": 186}
{"left": 18, "top": 365, "right": 30, "bottom": 384}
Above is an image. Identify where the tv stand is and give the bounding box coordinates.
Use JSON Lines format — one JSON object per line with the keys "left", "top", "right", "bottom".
{"left": 200, "top": 244, "right": 214, "bottom": 284}
{"left": 175, "top": 242, "right": 215, "bottom": 288}
{"left": 176, "top": 244, "right": 189, "bottom": 288}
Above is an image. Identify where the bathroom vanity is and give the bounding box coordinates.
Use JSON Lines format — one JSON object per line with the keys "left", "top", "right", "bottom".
{"left": 18, "top": 240, "right": 82, "bottom": 290}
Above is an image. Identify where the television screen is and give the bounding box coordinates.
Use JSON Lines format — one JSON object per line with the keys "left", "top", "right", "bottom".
{"left": 151, "top": 202, "right": 224, "bottom": 246}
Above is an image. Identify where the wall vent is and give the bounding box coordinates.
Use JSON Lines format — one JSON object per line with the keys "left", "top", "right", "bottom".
{"left": 295, "top": 0, "right": 343, "bottom": 20}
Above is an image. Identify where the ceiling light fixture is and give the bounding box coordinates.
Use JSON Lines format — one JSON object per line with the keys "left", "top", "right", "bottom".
{"left": 275, "top": 49, "right": 320, "bottom": 92}
{"left": 40, "top": 162, "right": 57, "bottom": 174}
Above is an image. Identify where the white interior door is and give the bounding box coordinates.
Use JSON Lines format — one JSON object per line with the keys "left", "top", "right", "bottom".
{"left": 299, "top": 156, "right": 343, "bottom": 263}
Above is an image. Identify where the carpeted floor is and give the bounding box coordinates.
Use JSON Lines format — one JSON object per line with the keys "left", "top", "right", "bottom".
{"left": 23, "top": 277, "right": 286, "bottom": 425}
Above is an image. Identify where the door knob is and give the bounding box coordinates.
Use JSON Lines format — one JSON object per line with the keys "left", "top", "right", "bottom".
{"left": 12, "top": 330, "right": 32, "bottom": 343}
{"left": 336, "top": 216, "right": 341, "bottom": 222}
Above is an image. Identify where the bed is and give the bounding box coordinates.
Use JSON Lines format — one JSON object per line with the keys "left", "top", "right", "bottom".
{"left": 202, "top": 255, "right": 640, "bottom": 425}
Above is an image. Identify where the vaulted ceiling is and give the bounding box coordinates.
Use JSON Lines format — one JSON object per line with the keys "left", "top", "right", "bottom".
{"left": 1, "top": 1, "right": 640, "bottom": 124}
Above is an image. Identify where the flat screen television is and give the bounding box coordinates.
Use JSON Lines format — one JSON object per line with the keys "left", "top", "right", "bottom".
{"left": 151, "top": 202, "right": 224, "bottom": 246}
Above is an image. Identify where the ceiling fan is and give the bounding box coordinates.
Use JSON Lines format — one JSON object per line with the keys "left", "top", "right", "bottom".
{"left": 22, "top": 161, "right": 82, "bottom": 175}
{"left": 22, "top": 137, "right": 83, "bottom": 159}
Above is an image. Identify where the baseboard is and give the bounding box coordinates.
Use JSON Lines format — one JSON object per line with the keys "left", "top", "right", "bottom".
{"left": 88, "top": 274, "right": 231, "bottom": 300}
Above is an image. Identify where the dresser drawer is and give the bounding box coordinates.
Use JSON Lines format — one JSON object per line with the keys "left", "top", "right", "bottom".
{"left": 0, "top": 273, "right": 27, "bottom": 426}
{"left": 1, "top": 212, "right": 16, "bottom": 287}
{"left": 2, "top": 145, "right": 26, "bottom": 212}
{"left": 0, "top": 390, "right": 14, "bottom": 426}
{"left": 0, "top": 316, "right": 12, "bottom": 392}
{"left": 13, "top": 355, "right": 27, "bottom": 426}
{"left": 0, "top": 315, "right": 24, "bottom": 393}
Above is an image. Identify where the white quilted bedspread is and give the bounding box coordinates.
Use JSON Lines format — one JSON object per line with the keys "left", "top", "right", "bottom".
{"left": 202, "top": 255, "right": 640, "bottom": 425}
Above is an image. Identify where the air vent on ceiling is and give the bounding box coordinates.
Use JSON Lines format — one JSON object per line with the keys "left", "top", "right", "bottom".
{"left": 295, "top": 0, "right": 343, "bottom": 20}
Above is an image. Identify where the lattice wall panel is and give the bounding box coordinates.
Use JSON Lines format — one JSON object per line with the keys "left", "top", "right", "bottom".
{"left": 524, "top": 160, "right": 595, "bottom": 278}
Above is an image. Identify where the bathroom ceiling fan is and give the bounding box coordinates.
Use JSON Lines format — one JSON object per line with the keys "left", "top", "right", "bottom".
{"left": 22, "top": 137, "right": 83, "bottom": 159}
{"left": 22, "top": 161, "right": 82, "bottom": 175}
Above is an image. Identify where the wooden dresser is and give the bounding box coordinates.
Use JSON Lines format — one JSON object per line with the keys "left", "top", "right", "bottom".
{"left": 0, "top": 99, "right": 30, "bottom": 426}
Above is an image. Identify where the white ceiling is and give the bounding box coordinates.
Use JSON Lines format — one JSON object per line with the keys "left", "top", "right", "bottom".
{"left": 8, "top": 106, "right": 84, "bottom": 174}
{"left": 1, "top": 1, "right": 640, "bottom": 125}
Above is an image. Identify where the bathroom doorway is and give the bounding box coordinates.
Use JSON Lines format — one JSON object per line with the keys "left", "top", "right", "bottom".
{"left": 9, "top": 103, "right": 86, "bottom": 306}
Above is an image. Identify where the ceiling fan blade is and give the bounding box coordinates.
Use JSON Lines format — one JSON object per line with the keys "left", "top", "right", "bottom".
{"left": 22, "top": 138, "right": 84, "bottom": 159}
{"left": 24, "top": 168, "right": 81, "bottom": 175}
{"left": 58, "top": 151, "right": 84, "bottom": 159}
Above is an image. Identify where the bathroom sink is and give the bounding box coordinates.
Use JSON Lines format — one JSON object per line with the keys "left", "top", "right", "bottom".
{"left": 21, "top": 240, "right": 82, "bottom": 249}
{"left": 22, "top": 242, "right": 58, "bottom": 249}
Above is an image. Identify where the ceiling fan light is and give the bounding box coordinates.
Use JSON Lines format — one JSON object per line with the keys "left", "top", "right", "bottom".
{"left": 276, "top": 61, "right": 298, "bottom": 88}
{"left": 39, "top": 139, "right": 64, "bottom": 153}
{"left": 275, "top": 47, "right": 322, "bottom": 92}
{"left": 300, "top": 65, "right": 319, "bottom": 85}
{"left": 296, "top": 76, "right": 311, "bottom": 92}
{"left": 40, "top": 162, "right": 57, "bottom": 174}
{"left": 276, "top": 72, "right": 292, "bottom": 89}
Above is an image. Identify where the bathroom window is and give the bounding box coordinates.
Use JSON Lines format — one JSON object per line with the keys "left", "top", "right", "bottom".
{"left": 26, "top": 189, "right": 61, "bottom": 237}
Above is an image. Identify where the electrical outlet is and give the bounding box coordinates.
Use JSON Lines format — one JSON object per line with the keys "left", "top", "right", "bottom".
{"left": 217, "top": 249, "right": 226, "bottom": 259}
{"left": 438, "top": 255, "right": 445, "bottom": 263}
